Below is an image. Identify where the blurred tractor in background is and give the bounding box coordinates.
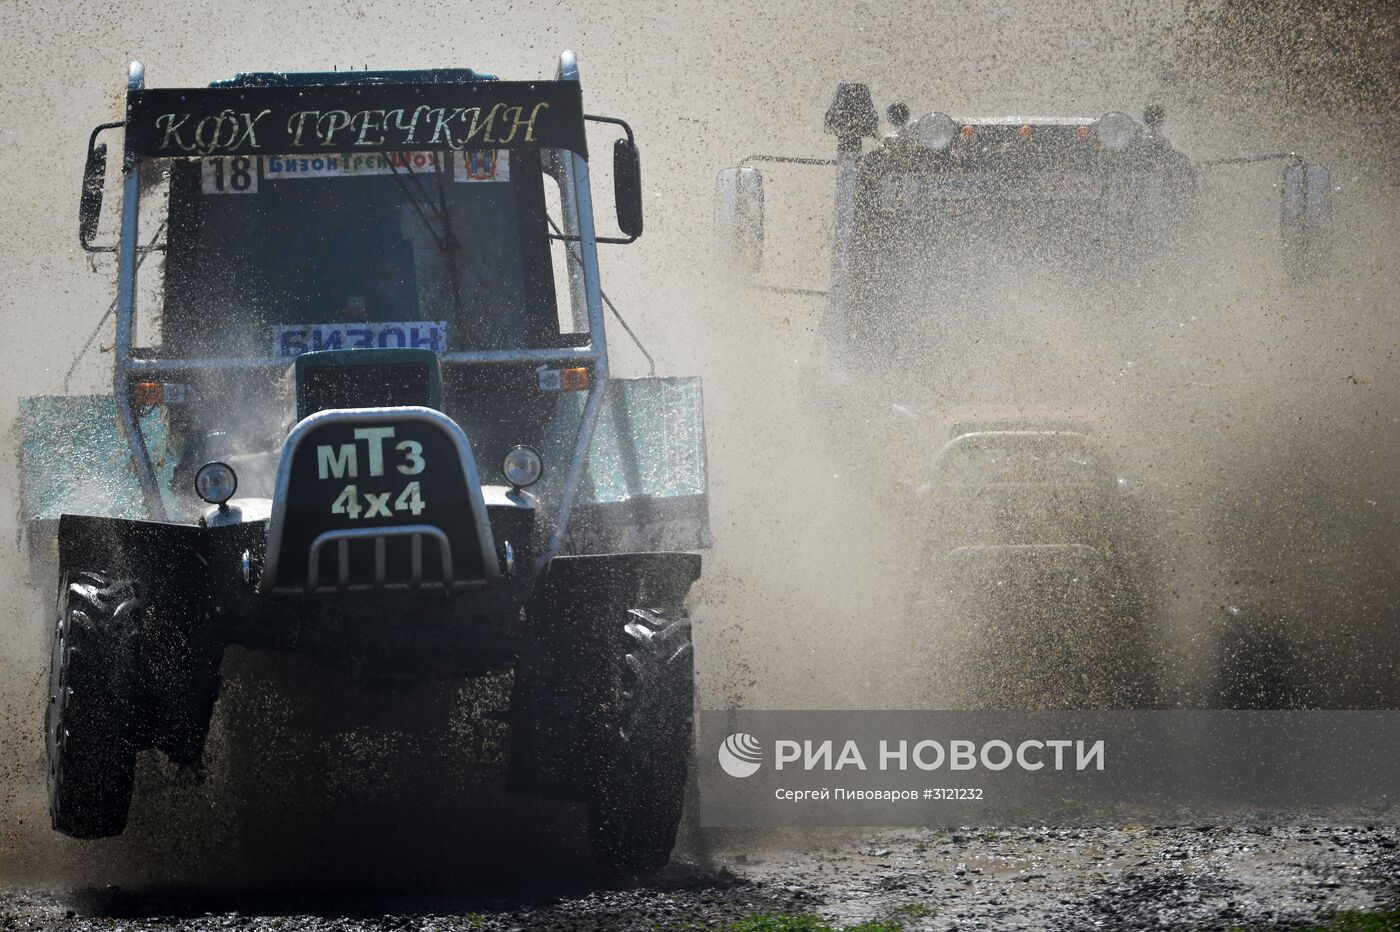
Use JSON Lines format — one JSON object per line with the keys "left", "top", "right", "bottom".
{"left": 716, "top": 84, "right": 1334, "bottom": 709}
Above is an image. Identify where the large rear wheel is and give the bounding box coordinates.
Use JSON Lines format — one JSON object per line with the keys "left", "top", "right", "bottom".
{"left": 585, "top": 608, "right": 694, "bottom": 870}
{"left": 46, "top": 571, "right": 143, "bottom": 838}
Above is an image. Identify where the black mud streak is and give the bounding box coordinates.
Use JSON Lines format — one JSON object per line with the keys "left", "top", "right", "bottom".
{"left": 0, "top": 860, "right": 813, "bottom": 931}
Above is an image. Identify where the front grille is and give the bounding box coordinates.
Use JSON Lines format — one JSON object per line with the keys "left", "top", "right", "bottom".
{"left": 278, "top": 524, "right": 483, "bottom": 594}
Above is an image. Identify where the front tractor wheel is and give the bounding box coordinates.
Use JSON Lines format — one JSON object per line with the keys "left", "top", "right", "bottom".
{"left": 46, "top": 571, "right": 142, "bottom": 838}
{"left": 586, "top": 608, "right": 694, "bottom": 871}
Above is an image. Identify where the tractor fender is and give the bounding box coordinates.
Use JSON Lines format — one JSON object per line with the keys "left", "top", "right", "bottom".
{"left": 59, "top": 514, "right": 206, "bottom": 578}
{"left": 57, "top": 514, "right": 260, "bottom": 599}
{"left": 532, "top": 552, "right": 701, "bottom": 616}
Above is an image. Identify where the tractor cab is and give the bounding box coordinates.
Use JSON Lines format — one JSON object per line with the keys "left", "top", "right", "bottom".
{"left": 77, "top": 61, "right": 645, "bottom": 515}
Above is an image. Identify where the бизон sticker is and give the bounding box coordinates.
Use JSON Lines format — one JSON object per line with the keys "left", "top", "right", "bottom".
{"left": 203, "top": 150, "right": 511, "bottom": 191}
{"left": 263, "top": 151, "right": 444, "bottom": 180}
{"left": 274, "top": 321, "right": 448, "bottom": 357}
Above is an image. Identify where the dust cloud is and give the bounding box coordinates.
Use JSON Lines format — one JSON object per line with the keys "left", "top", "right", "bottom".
{"left": 0, "top": 0, "right": 1395, "bottom": 891}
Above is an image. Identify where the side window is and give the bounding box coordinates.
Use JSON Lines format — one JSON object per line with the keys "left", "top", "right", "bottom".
{"left": 541, "top": 153, "right": 588, "bottom": 338}
{"left": 133, "top": 159, "right": 173, "bottom": 351}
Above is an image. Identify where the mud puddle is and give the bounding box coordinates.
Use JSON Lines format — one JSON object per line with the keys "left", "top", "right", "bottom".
{"left": 713, "top": 822, "right": 1400, "bottom": 930}
{"left": 0, "top": 820, "right": 1396, "bottom": 930}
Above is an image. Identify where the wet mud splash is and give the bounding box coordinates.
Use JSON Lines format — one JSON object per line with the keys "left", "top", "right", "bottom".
{"left": 0, "top": 0, "right": 1395, "bottom": 918}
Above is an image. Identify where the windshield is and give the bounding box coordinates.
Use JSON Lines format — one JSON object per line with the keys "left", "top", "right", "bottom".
{"left": 153, "top": 147, "right": 569, "bottom": 357}
{"left": 841, "top": 158, "right": 1177, "bottom": 407}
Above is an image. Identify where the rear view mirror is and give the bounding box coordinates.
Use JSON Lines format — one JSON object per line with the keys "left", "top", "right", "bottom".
{"left": 1281, "top": 162, "right": 1332, "bottom": 280}
{"left": 714, "top": 166, "right": 765, "bottom": 279}
{"left": 613, "top": 138, "right": 643, "bottom": 239}
{"left": 79, "top": 142, "right": 108, "bottom": 250}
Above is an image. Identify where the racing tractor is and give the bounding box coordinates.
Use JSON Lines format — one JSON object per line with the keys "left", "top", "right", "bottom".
{"left": 714, "top": 85, "right": 1332, "bottom": 708}
{"left": 25, "top": 53, "right": 709, "bottom": 869}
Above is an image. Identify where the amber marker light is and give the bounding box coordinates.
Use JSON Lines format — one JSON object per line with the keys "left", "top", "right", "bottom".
{"left": 560, "top": 367, "right": 591, "bottom": 391}
{"left": 132, "top": 381, "right": 163, "bottom": 405}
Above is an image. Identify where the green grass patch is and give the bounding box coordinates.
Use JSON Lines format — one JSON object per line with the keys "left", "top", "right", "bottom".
{"left": 1230, "top": 908, "right": 1400, "bottom": 931}
{"left": 887, "top": 902, "right": 936, "bottom": 921}
{"left": 1293, "top": 909, "right": 1400, "bottom": 931}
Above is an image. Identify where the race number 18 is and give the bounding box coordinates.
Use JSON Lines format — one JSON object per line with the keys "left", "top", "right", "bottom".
{"left": 202, "top": 157, "right": 259, "bottom": 195}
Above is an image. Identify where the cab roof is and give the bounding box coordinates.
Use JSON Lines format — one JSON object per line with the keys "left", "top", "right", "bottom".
{"left": 959, "top": 115, "right": 1097, "bottom": 126}
{"left": 210, "top": 67, "right": 497, "bottom": 88}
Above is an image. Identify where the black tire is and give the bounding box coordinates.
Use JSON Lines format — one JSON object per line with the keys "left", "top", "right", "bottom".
{"left": 46, "top": 571, "right": 142, "bottom": 838}
{"left": 585, "top": 608, "right": 694, "bottom": 871}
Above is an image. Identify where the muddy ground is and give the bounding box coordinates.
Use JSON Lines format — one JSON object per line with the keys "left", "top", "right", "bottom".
{"left": 1, "top": 822, "right": 1398, "bottom": 930}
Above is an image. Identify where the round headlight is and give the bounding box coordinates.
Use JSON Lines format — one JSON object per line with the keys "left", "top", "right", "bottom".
{"left": 1095, "top": 111, "right": 1138, "bottom": 150}
{"left": 502, "top": 445, "right": 543, "bottom": 488}
{"left": 194, "top": 461, "right": 238, "bottom": 505}
{"left": 915, "top": 111, "right": 958, "bottom": 151}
